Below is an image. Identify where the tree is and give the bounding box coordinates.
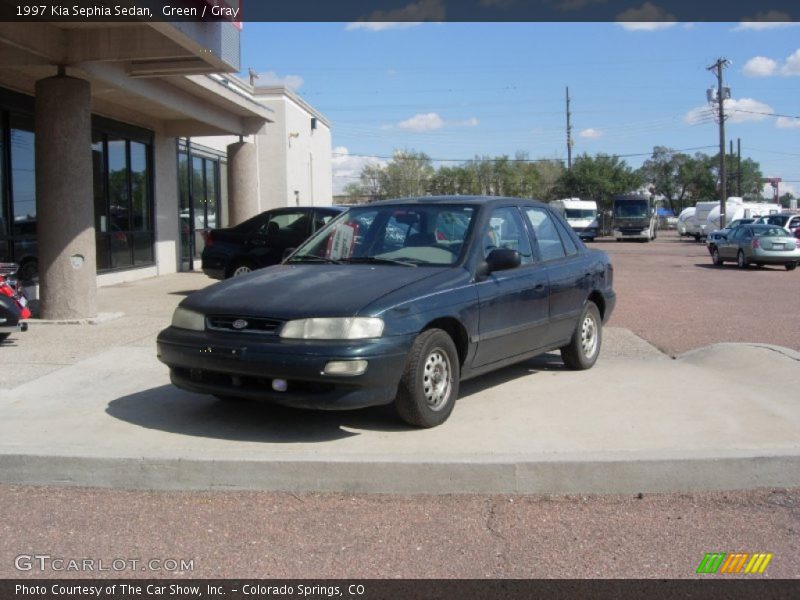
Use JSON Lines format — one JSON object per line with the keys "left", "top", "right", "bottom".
{"left": 380, "top": 150, "right": 434, "bottom": 199}
{"left": 638, "top": 146, "right": 691, "bottom": 214}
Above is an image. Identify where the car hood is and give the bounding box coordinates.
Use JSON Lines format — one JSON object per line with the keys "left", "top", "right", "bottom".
{"left": 181, "top": 264, "right": 446, "bottom": 318}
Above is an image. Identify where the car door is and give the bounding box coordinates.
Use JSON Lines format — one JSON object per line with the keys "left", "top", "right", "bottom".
{"left": 718, "top": 226, "right": 743, "bottom": 259}
{"left": 473, "top": 206, "right": 551, "bottom": 367}
{"left": 525, "top": 207, "right": 588, "bottom": 346}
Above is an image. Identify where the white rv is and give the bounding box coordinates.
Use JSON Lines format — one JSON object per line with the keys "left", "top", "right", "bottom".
{"left": 705, "top": 201, "right": 781, "bottom": 233}
{"left": 549, "top": 198, "right": 599, "bottom": 241}
{"left": 677, "top": 206, "right": 695, "bottom": 237}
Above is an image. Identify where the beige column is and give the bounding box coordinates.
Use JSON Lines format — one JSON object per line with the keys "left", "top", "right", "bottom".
{"left": 35, "top": 74, "right": 97, "bottom": 319}
{"left": 226, "top": 140, "right": 259, "bottom": 226}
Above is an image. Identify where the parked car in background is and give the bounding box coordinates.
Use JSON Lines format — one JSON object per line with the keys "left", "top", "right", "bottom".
{"left": 201, "top": 206, "right": 344, "bottom": 279}
{"left": 710, "top": 224, "right": 800, "bottom": 270}
{"left": 755, "top": 211, "right": 800, "bottom": 234}
{"left": 158, "top": 196, "right": 616, "bottom": 428}
{"left": 706, "top": 218, "right": 757, "bottom": 248}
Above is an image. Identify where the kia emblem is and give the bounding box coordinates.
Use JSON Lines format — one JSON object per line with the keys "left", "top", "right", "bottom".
{"left": 232, "top": 319, "right": 249, "bottom": 330}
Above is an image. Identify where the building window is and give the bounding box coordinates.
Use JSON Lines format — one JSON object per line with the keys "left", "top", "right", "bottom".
{"left": 177, "top": 141, "right": 227, "bottom": 267}
{"left": 93, "top": 127, "right": 154, "bottom": 272}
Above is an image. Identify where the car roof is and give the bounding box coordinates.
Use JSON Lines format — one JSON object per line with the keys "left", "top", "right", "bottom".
{"left": 366, "top": 195, "right": 550, "bottom": 209}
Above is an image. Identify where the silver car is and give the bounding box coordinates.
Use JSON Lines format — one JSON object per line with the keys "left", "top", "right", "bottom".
{"left": 711, "top": 224, "right": 800, "bottom": 271}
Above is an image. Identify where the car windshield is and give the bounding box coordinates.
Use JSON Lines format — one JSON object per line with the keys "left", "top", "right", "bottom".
{"left": 289, "top": 204, "right": 477, "bottom": 266}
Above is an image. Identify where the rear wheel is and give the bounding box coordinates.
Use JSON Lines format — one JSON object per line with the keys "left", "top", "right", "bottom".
{"left": 786, "top": 262, "right": 798, "bottom": 271}
{"left": 737, "top": 250, "right": 749, "bottom": 269}
{"left": 394, "top": 329, "right": 460, "bottom": 428}
{"left": 561, "top": 301, "right": 602, "bottom": 370}
{"left": 228, "top": 262, "right": 254, "bottom": 278}
{"left": 711, "top": 247, "right": 722, "bottom": 266}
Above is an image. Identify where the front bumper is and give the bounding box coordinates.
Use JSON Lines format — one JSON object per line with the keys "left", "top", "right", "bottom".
{"left": 613, "top": 228, "right": 649, "bottom": 240}
{"left": 157, "top": 327, "right": 414, "bottom": 410}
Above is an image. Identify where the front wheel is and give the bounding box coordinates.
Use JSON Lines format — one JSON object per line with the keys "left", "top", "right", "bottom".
{"left": 786, "top": 262, "right": 798, "bottom": 271}
{"left": 737, "top": 250, "right": 749, "bottom": 269}
{"left": 711, "top": 247, "right": 723, "bottom": 266}
{"left": 394, "top": 329, "right": 460, "bottom": 428}
{"left": 561, "top": 301, "right": 602, "bottom": 370}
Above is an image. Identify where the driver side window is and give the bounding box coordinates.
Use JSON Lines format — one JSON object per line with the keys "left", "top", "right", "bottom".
{"left": 482, "top": 207, "right": 533, "bottom": 264}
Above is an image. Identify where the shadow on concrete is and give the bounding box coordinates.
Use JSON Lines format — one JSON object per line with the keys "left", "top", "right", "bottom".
{"left": 106, "top": 353, "right": 564, "bottom": 442}
{"left": 459, "top": 352, "right": 563, "bottom": 399}
{"left": 106, "top": 385, "right": 410, "bottom": 443}
{"left": 169, "top": 290, "right": 202, "bottom": 297}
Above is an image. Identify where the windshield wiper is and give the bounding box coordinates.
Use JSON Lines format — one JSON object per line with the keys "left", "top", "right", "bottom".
{"left": 287, "top": 254, "right": 344, "bottom": 264}
{"left": 340, "top": 256, "right": 418, "bottom": 267}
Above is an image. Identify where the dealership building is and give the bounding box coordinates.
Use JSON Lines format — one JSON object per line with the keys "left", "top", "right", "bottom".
{"left": 0, "top": 19, "right": 332, "bottom": 320}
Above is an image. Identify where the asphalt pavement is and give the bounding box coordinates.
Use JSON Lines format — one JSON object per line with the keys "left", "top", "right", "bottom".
{"left": 1, "top": 242, "right": 799, "bottom": 495}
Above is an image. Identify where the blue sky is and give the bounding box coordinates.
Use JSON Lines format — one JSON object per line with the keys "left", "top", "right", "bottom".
{"left": 241, "top": 22, "right": 800, "bottom": 196}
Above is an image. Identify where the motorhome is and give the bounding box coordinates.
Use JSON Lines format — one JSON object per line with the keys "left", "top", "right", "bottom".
{"left": 612, "top": 194, "right": 657, "bottom": 242}
{"left": 676, "top": 206, "right": 695, "bottom": 237}
{"left": 549, "top": 198, "right": 599, "bottom": 241}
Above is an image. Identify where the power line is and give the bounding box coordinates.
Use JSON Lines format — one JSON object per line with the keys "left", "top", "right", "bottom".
{"left": 727, "top": 108, "right": 800, "bottom": 120}
{"left": 331, "top": 145, "right": 717, "bottom": 164}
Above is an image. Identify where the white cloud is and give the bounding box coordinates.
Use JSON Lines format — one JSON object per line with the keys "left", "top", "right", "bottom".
{"left": 331, "top": 147, "right": 386, "bottom": 194}
{"left": 346, "top": 0, "right": 444, "bottom": 31}
{"left": 733, "top": 11, "right": 800, "bottom": 31}
{"left": 397, "top": 112, "right": 445, "bottom": 132}
{"left": 776, "top": 116, "right": 800, "bottom": 129}
{"left": 616, "top": 2, "right": 677, "bottom": 31}
{"left": 781, "top": 49, "right": 800, "bottom": 75}
{"left": 742, "top": 56, "right": 778, "bottom": 77}
{"left": 685, "top": 98, "right": 775, "bottom": 125}
{"left": 579, "top": 128, "right": 603, "bottom": 139}
{"left": 389, "top": 113, "right": 480, "bottom": 132}
{"left": 254, "top": 71, "right": 304, "bottom": 91}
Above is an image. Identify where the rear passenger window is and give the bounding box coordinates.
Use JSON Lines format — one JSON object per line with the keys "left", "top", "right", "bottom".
{"left": 553, "top": 217, "right": 579, "bottom": 256}
{"left": 525, "top": 208, "right": 566, "bottom": 261}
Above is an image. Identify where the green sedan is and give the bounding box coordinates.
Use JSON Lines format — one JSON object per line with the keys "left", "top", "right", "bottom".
{"left": 710, "top": 224, "right": 800, "bottom": 271}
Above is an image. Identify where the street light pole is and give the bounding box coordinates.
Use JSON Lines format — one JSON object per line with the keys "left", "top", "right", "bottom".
{"left": 708, "top": 58, "right": 730, "bottom": 228}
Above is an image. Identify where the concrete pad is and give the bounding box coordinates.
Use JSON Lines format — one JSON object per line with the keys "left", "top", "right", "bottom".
{"left": 1, "top": 341, "right": 798, "bottom": 494}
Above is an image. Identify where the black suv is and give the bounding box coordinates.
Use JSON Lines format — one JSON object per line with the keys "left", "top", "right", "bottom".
{"left": 201, "top": 206, "right": 344, "bottom": 279}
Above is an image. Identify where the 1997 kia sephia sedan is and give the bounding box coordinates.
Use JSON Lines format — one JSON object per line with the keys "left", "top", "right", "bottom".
{"left": 157, "top": 196, "right": 616, "bottom": 427}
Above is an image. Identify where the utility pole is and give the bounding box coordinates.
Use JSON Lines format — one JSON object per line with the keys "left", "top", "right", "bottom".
{"left": 566, "top": 86, "right": 573, "bottom": 170}
{"left": 737, "top": 138, "right": 742, "bottom": 197}
{"left": 707, "top": 58, "right": 730, "bottom": 227}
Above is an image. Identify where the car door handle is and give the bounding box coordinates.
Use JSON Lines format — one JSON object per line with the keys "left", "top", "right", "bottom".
{"left": 534, "top": 283, "right": 545, "bottom": 291}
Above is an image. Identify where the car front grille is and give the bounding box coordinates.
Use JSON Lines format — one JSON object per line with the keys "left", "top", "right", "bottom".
{"left": 206, "top": 315, "right": 283, "bottom": 334}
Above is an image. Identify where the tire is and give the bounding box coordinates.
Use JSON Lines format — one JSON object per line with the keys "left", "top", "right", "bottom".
{"left": 786, "top": 262, "right": 798, "bottom": 271}
{"left": 394, "top": 328, "right": 460, "bottom": 428}
{"left": 561, "top": 301, "right": 602, "bottom": 370}
{"left": 755, "top": 263, "right": 764, "bottom": 268}
{"left": 228, "top": 262, "right": 253, "bottom": 278}
{"left": 711, "top": 247, "right": 723, "bottom": 266}
{"left": 0, "top": 333, "right": 10, "bottom": 342}
{"left": 737, "top": 250, "right": 749, "bottom": 269}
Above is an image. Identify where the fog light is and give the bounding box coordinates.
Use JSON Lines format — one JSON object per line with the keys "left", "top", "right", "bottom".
{"left": 324, "top": 360, "right": 368, "bottom": 376}
{"left": 272, "top": 379, "right": 288, "bottom": 392}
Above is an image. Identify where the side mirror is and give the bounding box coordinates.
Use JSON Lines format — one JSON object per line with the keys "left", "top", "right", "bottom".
{"left": 281, "top": 247, "right": 296, "bottom": 261}
{"left": 482, "top": 248, "right": 521, "bottom": 275}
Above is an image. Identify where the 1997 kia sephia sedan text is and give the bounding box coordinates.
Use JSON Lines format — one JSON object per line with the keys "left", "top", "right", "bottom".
{"left": 157, "top": 196, "right": 616, "bottom": 427}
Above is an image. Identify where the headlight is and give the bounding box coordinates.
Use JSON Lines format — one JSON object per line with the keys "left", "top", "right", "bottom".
{"left": 171, "top": 307, "right": 205, "bottom": 331}
{"left": 280, "top": 317, "right": 384, "bottom": 340}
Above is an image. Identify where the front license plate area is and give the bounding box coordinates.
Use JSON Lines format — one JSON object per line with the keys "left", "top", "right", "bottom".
{"left": 199, "top": 345, "right": 245, "bottom": 358}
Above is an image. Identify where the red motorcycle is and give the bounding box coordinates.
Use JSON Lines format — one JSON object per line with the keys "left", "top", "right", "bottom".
{"left": 0, "top": 263, "right": 30, "bottom": 342}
